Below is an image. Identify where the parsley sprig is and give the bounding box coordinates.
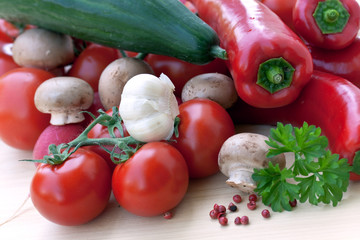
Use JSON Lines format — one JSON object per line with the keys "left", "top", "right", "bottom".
{"left": 252, "top": 122, "right": 353, "bottom": 212}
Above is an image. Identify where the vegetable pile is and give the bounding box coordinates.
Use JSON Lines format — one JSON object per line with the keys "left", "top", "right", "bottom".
{"left": 0, "top": 0, "right": 360, "bottom": 227}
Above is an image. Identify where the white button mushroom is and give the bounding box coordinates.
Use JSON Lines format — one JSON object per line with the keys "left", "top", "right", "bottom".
{"left": 181, "top": 73, "right": 238, "bottom": 109}
{"left": 218, "top": 132, "right": 286, "bottom": 193}
{"left": 34, "top": 76, "right": 94, "bottom": 125}
{"left": 12, "top": 28, "right": 75, "bottom": 70}
{"left": 98, "top": 57, "right": 154, "bottom": 110}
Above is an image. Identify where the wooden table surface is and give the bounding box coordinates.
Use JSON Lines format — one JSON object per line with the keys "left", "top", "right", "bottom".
{"left": 1, "top": 124, "right": 360, "bottom": 240}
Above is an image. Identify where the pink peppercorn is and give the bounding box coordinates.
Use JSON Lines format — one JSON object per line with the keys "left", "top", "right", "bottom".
{"left": 234, "top": 216, "right": 241, "bottom": 225}
{"left": 209, "top": 209, "right": 218, "bottom": 219}
{"left": 240, "top": 216, "right": 249, "bottom": 225}
{"left": 261, "top": 209, "right": 270, "bottom": 218}
{"left": 219, "top": 216, "right": 228, "bottom": 226}
{"left": 289, "top": 199, "right": 297, "bottom": 208}
{"left": 218, "top": 205, "right": 226, "bottom": 213}
{"left": 213, "top": 203, "right": 220, "bottom": 212}
{"left": 247, "top": 201, "right": 257, "bottom": 210}
{"left": 163, "top": 211, "right": 173, "bottom": 219}
{"left": 217, "top": 212, "right": 226, "bottom": 219}
{"left": 228, "top": 202, "right": 237, "bottom": 212}
{"left": 233, "top": 194, "right": 242, "bottom": 203}
{"left": 249, "top": 194, "right": 258, "bottom": 202}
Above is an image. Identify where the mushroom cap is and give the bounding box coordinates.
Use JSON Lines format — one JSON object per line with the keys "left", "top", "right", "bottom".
{"left": 218, "top": 132, "right": 286, "bottom": 193}
{"left": 12, "top": 28, "right": 75, "bottom": 70}
{"left": 181, "top": 73, "right": 238, "bottom": 109}
{"left": 98, "top": 57, "right": 154, "bottom": 110}
{"left": 34, "top": 76, "right": 94, "bottom": 125}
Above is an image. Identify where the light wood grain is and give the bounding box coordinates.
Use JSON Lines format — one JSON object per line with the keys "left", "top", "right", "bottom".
{"left": 1, "top": 125, "right": 360, "bottom": 240}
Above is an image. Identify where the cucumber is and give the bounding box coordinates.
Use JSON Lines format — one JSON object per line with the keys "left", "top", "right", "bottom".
{"left": 0, "top": 0, "right": 227, "bottom": 64}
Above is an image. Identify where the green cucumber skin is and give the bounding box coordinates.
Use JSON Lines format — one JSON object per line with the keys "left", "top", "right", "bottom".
{"left": 0, "top": 0, "right": 222, "bottom": 64}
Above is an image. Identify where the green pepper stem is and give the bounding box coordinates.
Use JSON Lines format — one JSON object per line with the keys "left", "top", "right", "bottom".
{"left": 324, "top": 9, "right": 339, "bottom": 23}
{"left": 313, "top": 0, "right": 350, "bottom": 34}
{"left": 266, "top": 66, "right": 284, "bottom": 84}
{"left": 256, "top": 57, "right": 295, "bottom": 94}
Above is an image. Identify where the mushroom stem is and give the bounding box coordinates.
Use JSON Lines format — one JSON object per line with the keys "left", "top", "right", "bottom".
{"left": 49, "top": 112, "right": 86, "bottom": 125}
{"left": 226, "top": 169, "right": 257, "bottom": 193}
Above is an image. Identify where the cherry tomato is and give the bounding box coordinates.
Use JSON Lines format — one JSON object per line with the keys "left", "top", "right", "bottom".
{"left": 0, "top": 52, "right": 20, "bottom": 76}
{"left": 0, "top": 30, "right": 19, "bottom": 75}
{"left": 112, "top": 142, "right": 189, "bottom": 217}
{"left": 145, "top": 54, "right": 229, "bottom": 96}
{"left": 0, "top": 19, "right": 20, "bottom": 39}
{"left": 87, "top": 108, "right": 129, "bottom": 171}
{"left": 0, "top": 19, "right": 36, "bottom": 38}
{"left": 67, "top": 43, "right": 121, "bottom": 92}
{"left": 172, "top": 99, "right": 235, "bottom": 178}
{"left": 30, "top": 148, "right": 112, "bottom": 226}
{"left": 0, "top": 30, "right": 13, "bottom": 52}
{"left": 0, "top": 68, "right": 54, "bottom": 150}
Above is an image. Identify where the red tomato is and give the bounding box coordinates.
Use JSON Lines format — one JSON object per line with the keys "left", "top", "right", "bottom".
{"left": 112, "top": 142, "right": 189, "bottom": 217}
{"left": 30, "top": 148, "right": 112, "bottom": 226}
{"left": 67, "top": 43, "right": 121, "bottom": 92}
{"left": 145, "top": 54, "right": 229, "bottom": 96}
{"left": 0, "top": 30, "right": 13, "bottom": 52}
{"left": 87, "top": 108, "right": 129, "bottom": 171}
{"left": 0, "top": 31, "right": 19, "bottom": 75}
{"left": 0, "top": 19, "right": 20, "bottom": 38}
{"left": 0, "top": 68, "right": 54, "bottom": 150}
{"left": 172, "top": 99, "right": 235, "bottom": 178}
{"left": 0, "top": 52, "right": 20, "bottom": 76}
{"left": 0, "top": 19, "right": 36, "bottom": 38}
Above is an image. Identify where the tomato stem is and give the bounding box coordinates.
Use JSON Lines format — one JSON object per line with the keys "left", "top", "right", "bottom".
{"left": 25, "top": 107, "right": 145, "bottom": 165}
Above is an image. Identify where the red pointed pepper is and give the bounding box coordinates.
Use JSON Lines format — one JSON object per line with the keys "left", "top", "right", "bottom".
{"left": 229, "top": 71, "right": 360, "bottom": 181}
{"left": 307, "top": 35, "right": 360, "bottom": 88}
{"left": 293, "top": 0, "right": 360, "bottom": 50}
{"left": 189, "top": 0, "right": 313, "bottom": 108}
{"left": 260, "top": 0, "right": 297, "bottom": 31}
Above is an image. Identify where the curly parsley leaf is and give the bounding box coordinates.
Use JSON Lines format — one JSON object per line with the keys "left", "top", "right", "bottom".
{"left": 352, "top": 151, "right": 360, "bottom": 175}
{"left": 252, "top": 122, "right": 352, "bottom": 212}
{"left": 253, "top": 162, "right": 299, "bottom": 212}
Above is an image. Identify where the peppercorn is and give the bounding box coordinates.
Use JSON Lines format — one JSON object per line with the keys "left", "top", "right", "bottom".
{"left": 240, "top": 216, "right": 249, "bottom": 225}
{"left": 209, "top": 209, "right": 218, "bottom": 219}
{"left": 247, "top": 201, "right": 256, "bottom": 210}
{"left": 233, "top": 194, "right": 242, "bottom": 203}
{"left": 163, "top": 211, "right": 173, "bottom": 219}
{"left": 218, "top": 216, "right": 228, "bottom": 226}
{"left": 228, "top": 202, "right": 237, "bottom": 212}
{"left": 249, "top": 194, "right": 258, "bottom": 202}
{"left": 261, "top": 209, "right": 270, "bottom": 218}
{"left": 289, "top": 199, "right": 297, "bottom": 208}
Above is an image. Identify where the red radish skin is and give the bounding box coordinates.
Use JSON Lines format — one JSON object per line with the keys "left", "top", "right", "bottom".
{"left": 32, "top": 123, "right": 85, "bottom": 164}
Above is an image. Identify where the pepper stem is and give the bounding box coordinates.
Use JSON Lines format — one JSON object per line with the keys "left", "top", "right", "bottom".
{"left": 256, "top": 57, "right": 295, "bottom": 94}
{"left": 324, "top": 9, "right": 339, "bottom": 23}
{"left": 266, "top": 66, "right": 284, "bottom": 84}
{"left": 313, "top": 0, "right": 350, "bottom": 34}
